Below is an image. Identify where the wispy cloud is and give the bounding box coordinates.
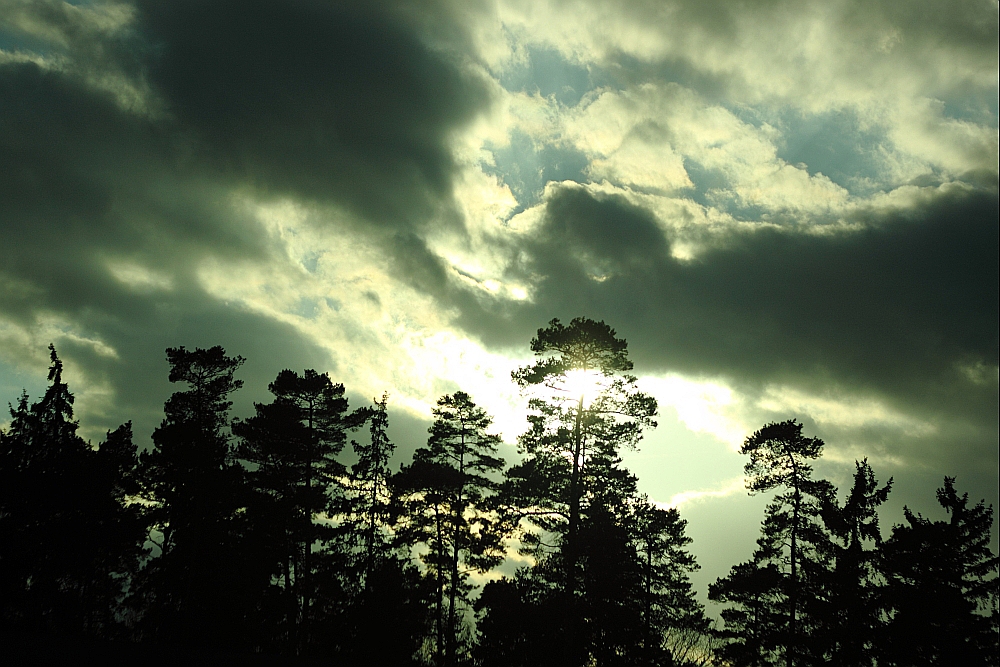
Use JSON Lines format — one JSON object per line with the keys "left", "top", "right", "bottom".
{"left": 658, "top": 476, "right": 749, "bottom": 510}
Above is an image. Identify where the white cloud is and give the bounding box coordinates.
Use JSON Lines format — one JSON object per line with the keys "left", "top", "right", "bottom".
{"left": 639, "top": 374, "right": 750, "bottom": 449}
{"left": 447, "top": 0, "right": 995, "bottom": 224}
{"left": 107, "top": 261, "right": 174, "bottom": 292}
{"left": 194, "top": 196, "right": 537, "bottom": 440}
{"left": 887, "top": 96, "right": 999, "bottom": 177}
{"left": 657, "top": 476, "right": 748, "bottom": 509}
{"left": 566, "top": 83, "right": 853, "bottom": 215}
{"left": 586, "top": 128, "right": 693, "bottom": 193}
{"left": 757, "top": 385, "right": 936, "bottom": 436}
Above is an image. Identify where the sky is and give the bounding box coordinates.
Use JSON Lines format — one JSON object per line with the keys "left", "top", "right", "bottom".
{"left": 1, "top": 0, "right": 997, "bottom": 607}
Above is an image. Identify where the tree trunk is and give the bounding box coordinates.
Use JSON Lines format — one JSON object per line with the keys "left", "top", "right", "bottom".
{"left": 788, "top": 455, "right": 800, "bottom": 667}
{"left": 435, "top": 503, "right": 445, "bottom": 666}
{"left": 446, "top": 432, "right": 466, "bottom": 667}
{"left": 566, "top": 393, "right": 585, "bottom": 591}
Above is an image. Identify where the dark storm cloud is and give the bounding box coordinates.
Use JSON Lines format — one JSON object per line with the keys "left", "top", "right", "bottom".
{"left": 0, "top": 62, "right": 264, "bottom": 318}
{"left": 1, "top": 0, "right": 491, "bottom": 440}
{"left": 442, "top": 182, "right": 997, "bottom": 502}
{"left": 0, "top": 61, "right": 330, "bottom": 438}
{"left": 0, "top": 64, "right": 264, "bottom": 284}
{"left": 137, "top": 0, "right": 490, "bottom": 228}
{"left": 456, "top": 183, "right": 998, "bottom": 415}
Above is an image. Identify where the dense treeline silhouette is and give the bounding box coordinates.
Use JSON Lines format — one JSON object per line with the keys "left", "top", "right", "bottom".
{"left": 1, "top": 320, "right": 997, "bottom": 665}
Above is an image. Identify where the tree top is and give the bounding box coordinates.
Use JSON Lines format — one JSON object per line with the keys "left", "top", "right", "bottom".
{"left": 513, "top": 317, "right": 633, "bottom": 388}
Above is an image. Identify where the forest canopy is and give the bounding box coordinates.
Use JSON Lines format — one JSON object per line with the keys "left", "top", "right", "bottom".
{"left": 1, "top": 320, "right": 996, "bottom": 666}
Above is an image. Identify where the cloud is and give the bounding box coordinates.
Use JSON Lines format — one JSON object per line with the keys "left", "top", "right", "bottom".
{"left": 440, "top": 180, "right": 997, "bottom": 489}
{"left": 459, "top": 181, "right": 996, "bottom": 387}
{"left": 0, "top": 0, "right": 499, "bottom": 445}
{"left": 0, "top": 0, "right": 995, "bottom": 540}
{"left": 491, "top": 0, "right": 997, "bottom": 111}
{"left": 563, "top": 83, "right": 852, "bottom": 214}
{"left": 660, "top": 476, "right": 748, "bottom": 510}
{"left": 137, "top": 0, "right": 491, "bottom": 229}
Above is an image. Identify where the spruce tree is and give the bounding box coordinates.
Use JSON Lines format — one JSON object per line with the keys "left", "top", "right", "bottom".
{"left": 0, "top": 347, "right": 144, "bottom": 638}
{"left": 333, "top": 392, "right": 429, "bottom": 666}
{"left": 480, "top": 470, "right": 705, "bottom": 667}
{"left": 710, "top": 560, "right": 786, "bottom": 666}
{"left": 821, "top": 459, "right": 892, "bottom": 666}
{"left": 350, "top": 392, "right": 395, "bottom": 581}
{"left": 881, "top": 477, "right": 999, "bottom": 666}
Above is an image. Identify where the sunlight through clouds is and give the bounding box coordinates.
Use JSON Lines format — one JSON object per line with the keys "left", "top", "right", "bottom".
{"left": 0, "top": 0, "right": 994, "bottom": 637}
{"left": 639, "top": 374, "right": 748, "bottom": 449}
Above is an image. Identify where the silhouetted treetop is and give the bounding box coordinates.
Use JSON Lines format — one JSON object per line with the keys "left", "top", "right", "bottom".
{"left": 823, "top": 458, "right": 892, "bottom": 551}
{"left": 742, "top": 419, "right": 826, "bottom": 495}
{"left": 881, "top": 477, "right": 999, "bottom": 665}
{"left": 512, "top": 317, "right": 633, "bottom": 388}
{"left": 3, "top": 338, "right": 996, "bottom": 666}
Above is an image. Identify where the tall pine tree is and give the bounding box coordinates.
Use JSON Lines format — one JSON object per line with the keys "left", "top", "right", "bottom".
{"left": 233, "top": 368, "right": 369, "bottom": 654}
{"left": 481, "top": 318, "right": 712, "bottom": 667}
{"left": 505, "top": 318, "right": 657, "bottom": 596}
{"left": 395, "top": 391, "right": 505, "bottom": 666}
{"left": 710, "top": 420, "right": 835, "bottom": 667}
{"left": 136, "top": 346, "right": 250, "bottom": 648}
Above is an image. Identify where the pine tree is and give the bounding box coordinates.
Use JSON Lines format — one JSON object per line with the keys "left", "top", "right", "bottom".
{"left": 710, "top": 420, "right": 835, "bottom": 667}
{"left": 710, "top": 560, "right": 786, "bottom": 666}
{"left": 492, "top": 318, "right": 661, "bottom": 667}
{"left": 632, "top": 500, "right": 705, "bottom": 664}
{"left": 505, "top": 318, "right": 657, "bottom": 594}
{"left": 233, "top": 368, "right": 369, "bottom": 654}
{"left": 395, "top": 391, "right": 505, "bottom": 666}
{"left": 232, "top": 392, "right": 308, "bottom": 652}
{"left": 136, "top": 346, "right": 250, "bottom": 647}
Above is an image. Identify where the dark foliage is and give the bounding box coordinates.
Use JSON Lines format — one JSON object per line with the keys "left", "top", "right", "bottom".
{"left": 394, "top": 391, "right": 505, "bottom": 666}
{"left": 133, "top": 346, "right": 263, "bottom": 649}
{"left": 0, "top": 347, "right": 145, "bottom": 638}
{"left": 0, "top": 328, "right": 994, "bottom": 666}
{"left": 821, "top": 459, "right": 892, "bottom": 666}
{"left": 233, "top": 367, "right": 370, "bottom": 655}
{"left": 880, "top": 477, "right": 999, "bottom": 666}
{"left": 711, "top": 421, "right": 837, "bottom": 666}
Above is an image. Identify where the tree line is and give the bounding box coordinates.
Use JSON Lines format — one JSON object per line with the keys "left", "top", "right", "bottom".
{"left": 0, "top": 318, "right": 996, "bottom": 666}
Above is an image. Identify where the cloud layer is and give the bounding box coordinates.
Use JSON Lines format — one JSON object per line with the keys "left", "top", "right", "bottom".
{"left": 2, "top": 0, "right": 996, "bottom": 559}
